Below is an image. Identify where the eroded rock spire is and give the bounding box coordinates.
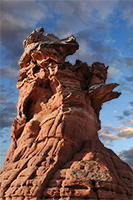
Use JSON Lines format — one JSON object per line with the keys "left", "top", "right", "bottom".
{"left": 0, "top": 28, "right": 132, "bottom": 200}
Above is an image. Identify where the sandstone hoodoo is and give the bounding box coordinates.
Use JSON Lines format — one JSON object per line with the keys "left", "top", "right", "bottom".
{"left": 0, "top": 28, "right": 132, "bottom": 200}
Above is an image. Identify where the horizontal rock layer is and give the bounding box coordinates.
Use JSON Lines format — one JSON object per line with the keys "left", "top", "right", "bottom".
{"left": 0, "top": 28, "right": 132, "bottom": 200}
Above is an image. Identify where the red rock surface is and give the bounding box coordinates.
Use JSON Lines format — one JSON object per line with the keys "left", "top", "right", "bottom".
{"left": 0, "top": 27, "right": 132, "bottom": 200}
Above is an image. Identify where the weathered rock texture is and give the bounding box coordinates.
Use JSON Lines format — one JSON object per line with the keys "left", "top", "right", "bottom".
{"left": 0, "top": 28, "right": 132, "bottom": 200}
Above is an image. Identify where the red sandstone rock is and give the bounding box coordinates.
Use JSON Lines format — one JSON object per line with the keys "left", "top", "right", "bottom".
{"left": 0, "top": 28, "right": 132, "bottom": 200}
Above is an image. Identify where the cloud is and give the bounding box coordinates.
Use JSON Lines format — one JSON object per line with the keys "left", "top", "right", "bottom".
{"left": 1, "top": 67, "right": 19, "bottom": 81}
{"left": 125, "top": 58, "right": 133, "bottom": 71}
{"left": 0, "top": 84, "right": 18, "bottom": 131}
{"left": 0, "top": 127, "right": 12, "bottom": 140}
{"left": 0, "top": 84, "right": 19, "bottom": 101}
{"left": 115, "top": 103, "right": 133, "bottom": 121}
{"left": 125, "top": 75, "right": 133, "bottom": 82}
{"left": 104, "top": 124, "right": 124, "bottom": 131}
{"left": 1, "top": 0, "right": 49, "bottom": 75}
{"left": 1, "top": 0, "right": 47, "bottom": 38}
{"left": 90, "top": 40, "right": 117, "bottom": 58}
{"left": 118, "top": 127, "right": 133, "bottom": 138}
{"left": 108, "top": 67, "right": 121, "bottom": 77}
{"left": 72, "top": 31, "right": 120, "bottom": 67}
{"left": 121, "top": 120, "right": 133, "bottom": 126}
{"left": 129, "top": 101, "right": 133, "bottom": 107}
{"left": 104, "top": 35, "right": 116, "bottom": 44}
{"left": 117, "top": 79, "right": 133, "bottom": 94}
{"left": 123, "top": 109, "right": 133, "bottom": 117}
{"left": 118, "top": 148, "right": 133, "bottom": 170}
{"left": 99, "top": 123, "right": 133, "bottom": 145}
{"left": 98, "top": 129, "right": 123, "bottom": 145}
{"left": 0, "top": 102, "right": 17, "bottom": 130}
{"left": 119, "top": 2, "right": 133, "bottom": 27}
{"left": 0, "top": 96, "right": 7, "bottom": 104}
{"left": 115, "top": 115, "right": 124, "bottom": 120}
{"left": 47, "top": 0, "right": 117, "bottom": 32}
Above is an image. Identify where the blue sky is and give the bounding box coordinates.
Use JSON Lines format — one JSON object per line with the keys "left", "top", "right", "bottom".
{"left": 0, "top": 0, "right": 133, "bottom": 170}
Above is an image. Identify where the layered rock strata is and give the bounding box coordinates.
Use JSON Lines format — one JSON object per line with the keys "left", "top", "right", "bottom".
{"left": 0, "top": 28, "right": 132, "bottom": 200}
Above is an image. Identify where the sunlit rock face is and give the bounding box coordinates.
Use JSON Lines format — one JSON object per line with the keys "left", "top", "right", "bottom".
{"left": 0, "top": 28, "right": 132, "bottom": 200}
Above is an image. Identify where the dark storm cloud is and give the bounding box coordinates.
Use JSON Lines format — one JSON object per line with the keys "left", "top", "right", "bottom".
{"left": 118, "top": 148, "right": 133, "bottom": 170}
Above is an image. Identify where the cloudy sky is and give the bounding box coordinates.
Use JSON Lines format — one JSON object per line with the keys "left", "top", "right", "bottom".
{"left": 0, "top": 0, "right": 133, "bottom": 170}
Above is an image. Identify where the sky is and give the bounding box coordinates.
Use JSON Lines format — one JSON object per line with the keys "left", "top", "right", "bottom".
{"left": 0, "top": 0, "right": 133, "bottom": 170}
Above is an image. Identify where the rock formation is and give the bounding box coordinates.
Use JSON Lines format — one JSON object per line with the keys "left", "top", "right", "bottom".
{"left": 0, "top": 27, "right": 132, "bottom": 200}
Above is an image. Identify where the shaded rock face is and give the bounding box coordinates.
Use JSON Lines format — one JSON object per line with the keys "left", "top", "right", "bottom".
{"left": 0, "top": 28, "right": 132, "bottom": 200}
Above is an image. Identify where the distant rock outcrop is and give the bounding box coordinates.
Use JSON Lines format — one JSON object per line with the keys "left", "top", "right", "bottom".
{"left": 0, "top": 28, "right": 132, "bottom": 200}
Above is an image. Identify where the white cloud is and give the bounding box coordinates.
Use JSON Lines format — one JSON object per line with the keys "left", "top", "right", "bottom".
{"left": 118, "top": 127, "right": 133, "bottom": 138}
{"left": 108, "top": 67, "right": 120, "bottom": 76}
{"left": 104, "top": 35, "right": 116, "bottom": 44}
{"left": 106, "top": 66, "right": 122, "bottom": 83}
{"left": 104, "top": 124, "right": 124, "bottom": 131}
